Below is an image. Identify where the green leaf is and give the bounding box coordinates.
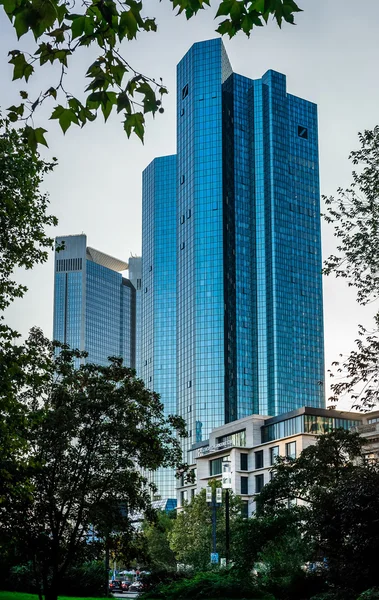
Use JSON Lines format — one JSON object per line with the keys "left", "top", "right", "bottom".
{"left": 9, "top": 53, "right": 34, "bottom": 82}
{"left": 34, "top": 127, "right": 48, "bottom": 148}
{"left": 3, "top": 0, "right": 16, "bottom": 15}
{"left": 119, "top": 10, "right": 138, "bottom": 40}
{"left": 24, "top": 125, "right": 38, "bottom": 152}
{"left": 47, "top": 87, "right": 57, "bottom": 99}
{"left": 86, "top": 92, "right": 103, "bottom": 109}
{"left": 50, "top": 105, "right": 78, "bottom": 133}
{"left": 117, "top": 92, "right": 131, "bottom": 114}
{"left": 71, "top": 15, "right": 85, "bottom": 40}
{"left": 250, "top": 0, "right": 265, "bottom": 12}
{"left": 216, "top": 0, "right": 233, "bottom": 18}
{"left": 123, "top": 112, "right": 144, "bottom": 142}
{"left": 13, "top": 10, "right": 30, "bottom": 38}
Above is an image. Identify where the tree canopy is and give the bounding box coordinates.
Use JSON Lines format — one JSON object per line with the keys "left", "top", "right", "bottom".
{"left": 0, "top": 0, "right": 302, "bottom": 147}
{"left": 0, "top": 329, "right": 188, "bottom": 600}
{"left": 0, "top": 115, "right": 57, "bottom": 315}
{"left": 169, "top": 485, "right": 243, "bottom": 569}
{"left": 323, "top": 126, "right": 379, "bottom": 409}
{"left": 258, "top": 429, "right": 379, "bottom": 595}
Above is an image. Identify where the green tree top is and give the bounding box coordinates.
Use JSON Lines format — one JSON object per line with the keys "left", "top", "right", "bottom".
{"left": 0, "top": 0, "right": 302, "bottom": 147}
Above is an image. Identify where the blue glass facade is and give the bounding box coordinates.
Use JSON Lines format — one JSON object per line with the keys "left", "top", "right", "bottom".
{"left": 142, "top": 38, "right": 324, "bottom": 497}
{"left": 141, "top": 156, "right": 177, "bottom": 499}
{"left": 53, "top": 234, "right": 137, "bottom": 368}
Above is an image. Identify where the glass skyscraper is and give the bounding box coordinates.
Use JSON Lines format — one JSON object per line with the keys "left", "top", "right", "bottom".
{"left": 53, "top": 234, "right": 140, "bottom": 368}
{"left": 142, "top": 38, "right": 324, "bottom": 497}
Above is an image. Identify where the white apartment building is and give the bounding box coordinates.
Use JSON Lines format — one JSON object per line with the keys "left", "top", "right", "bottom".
{"left": 177, "top": 406, "right": 379, "bottom": 517}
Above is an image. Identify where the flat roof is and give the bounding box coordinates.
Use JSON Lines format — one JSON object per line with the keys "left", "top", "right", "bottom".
{"left": 264, "top": 406, "right": 363, "bottom": 427}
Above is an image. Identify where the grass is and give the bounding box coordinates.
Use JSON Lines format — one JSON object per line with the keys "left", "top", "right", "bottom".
{"left": 0, "top": 593, "right": 106, "bottom": 600}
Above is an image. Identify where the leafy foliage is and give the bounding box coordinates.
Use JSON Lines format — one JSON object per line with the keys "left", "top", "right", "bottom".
{"left": 141, "top": 569, "right": 274, "bottom": 600}
{"left": 142, "top": 511, "right": 177, "bottom": 572}
{"left": 168, "top": 486, "right": 243, "bottom": 570}
{"left": 258, "top": 430, "right": 379, "bottom": 595}
{"left": 1, "top": 0, "right": 302, "bottom": 146}
{"left": 0, "top": 115, "right": 57, "bottom": 312}
{"left": 323, "top": 126, "right": 379, "bottom": 409}
{"left": 0, "top": 329, "right": 188, "bottom": 600}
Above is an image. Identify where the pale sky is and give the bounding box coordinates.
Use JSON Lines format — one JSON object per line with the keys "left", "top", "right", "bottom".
{"left": 1, "top": 0, "right": 379, "bottom": 407}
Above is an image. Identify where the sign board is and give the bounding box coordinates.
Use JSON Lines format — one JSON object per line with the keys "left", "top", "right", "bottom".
{"left": 222, "top": 461, "right": 232, "bottom": 489}
{"left": 220, "top": 558, "right": 226, "bottom": 567}
{"left": 216, "top": 488, "right": 222, "bottom": 504}
{"left": 210, "top": 552, "right": 219, "bottom": 564}
{"left": 206, "top": 486, "right": 212, "bottom": 503}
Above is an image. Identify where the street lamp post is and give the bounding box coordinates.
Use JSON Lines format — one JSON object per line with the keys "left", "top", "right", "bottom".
{"left": 222, "top": 459, "right": 232, "bottom": 565}
{"left": 206, "top": 486, "right": 222, "bottom": 564}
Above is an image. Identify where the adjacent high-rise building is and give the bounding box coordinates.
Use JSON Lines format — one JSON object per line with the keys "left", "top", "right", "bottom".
{"left": 141, "top": 38, "right": 325, "bottom": 499}
{"left": 53, "top": 234, "right": 141, "bottom": 368}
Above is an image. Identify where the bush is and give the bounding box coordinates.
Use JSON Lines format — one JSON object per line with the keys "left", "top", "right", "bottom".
{"left": 61, "top": 561, "right": 106, "bottom": 597}
{"left": 357, "top": 590, "right": 379, "bottom": 600}
{"left": 140, "top": 570, "right": 274, "bottom": 600}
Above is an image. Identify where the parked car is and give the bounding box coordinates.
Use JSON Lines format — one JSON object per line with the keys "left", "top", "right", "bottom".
{"left": 129, "top": 581, "right": 144, "bottom": 592}
{"left": 109, "top": 580, "right": 123, "bottom": 593}
{"left": 121, "top": 581, "right": 131, "bottom": 591}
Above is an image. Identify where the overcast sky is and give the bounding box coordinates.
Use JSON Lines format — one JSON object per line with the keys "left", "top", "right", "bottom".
{"left": 1, "top": 0, "right": 379, "bottom": 407}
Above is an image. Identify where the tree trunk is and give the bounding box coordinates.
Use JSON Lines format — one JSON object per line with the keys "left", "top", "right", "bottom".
{"left": 44, "top": 576, "right": 60, "bottom": 600}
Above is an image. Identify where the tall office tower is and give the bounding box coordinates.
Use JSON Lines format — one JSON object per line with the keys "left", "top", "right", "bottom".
{"left": 141, "top": 156, "right": 177, "bottom": 499}
{"left": 53, "top": 234, "right": 138, "bottom": 368}
{"left": 142, "top": 38, "right": 324, "bottom": 484}
{"left": 128, "top": 256, "right": 142, "bottom": 374}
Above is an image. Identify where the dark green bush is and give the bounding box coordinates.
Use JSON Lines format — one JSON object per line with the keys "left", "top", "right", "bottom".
{"left": 357, "top": 590, "right": 379, "bottom": 600}
{"left": 140, "top": 570, "right": 274, "bottom": 600}
{"left": 60, "top": 561, "right": 106, "bottom": 597}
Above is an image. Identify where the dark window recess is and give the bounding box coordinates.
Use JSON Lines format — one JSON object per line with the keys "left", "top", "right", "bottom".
{"left": 187, "top": 208, "right": 191, "bottom": 219}
{"left": 240, "top": 453, "right": 248, "bottom": 471}
{"left": 181, "top": 215, "right": 185, "bottom": 224}
{"left": 145, "top": 287, "right": 148, "bottom": 293}
{"left": 297, "top": 125, "right": 308, "bottom": 139}
{"left": 180, "top": 175, "right": 185, "bottom": 184}
{"left": 241, "top": 476, "right": 248, "bottom": 495}
{"left": 270, "top": 446, "right": 279, "bottom": 465}
{"left": 255, "top": 450, "right": 264, "bottom": 469}
{"left": 56, "top": 257, "right": 82, "bottom": 272}
{"left": 241, "top": 502, "right": 248, "bottom": 518}
{"left": 136, "top": 278, "right": 141, "bottom": 289}
{"left": 180, "top": 242, "right": 185, "bottom": 250}
{"left": 210, "top": 458, "right": 223, "bottom": 476}
{"left": 182, "top": 84, "right": 189, "bottom": 99}
{"left": 255, "top": 474, "right": 264, "bottom": 494}
{"left": 187, "top": 381, "right": 191, "bottom": 388}
{"left": 180, "top": 108, "right": 185, "bottom": 116}
{"left": 149, "top": 265, "right": 152, "bottom": 271}
{"left": 286, "top": 441, "right": 296, "bottom": 459}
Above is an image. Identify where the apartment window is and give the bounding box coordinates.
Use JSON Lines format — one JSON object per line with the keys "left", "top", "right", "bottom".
{"left": 241, "top": 476, "right": 248, "bottom": 495}
{"left": 255, "top": 474, "right": 264, "bottom": 494}
{"left": 270, "top": 446, "right": 279, "bottom": 465}
{"left": 180, "top": 490, "right": 188, "bottom": 505}
{"left": 241, "top": 502, "right": 248, "bottom": 518}
{"left": 286, "top": 441, "right": 296, "bottom": 460}
{"left": 255, "top": 450, "right": 264, "bottom": 469}
{"left": 210, "top": 457, "right": 223, "bottom": 476}
{"left": 240, "top": 453, "right": 248, "bottom": 471}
